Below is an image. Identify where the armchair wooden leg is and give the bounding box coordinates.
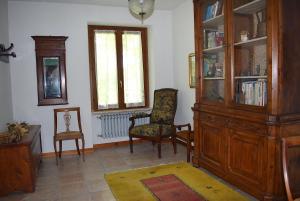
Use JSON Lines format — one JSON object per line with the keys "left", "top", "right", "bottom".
{"left": 158, "top": 142, "right": 161, "bottom": 158}
{"left": 152, "top": 141, "right": 155, "bottom": 147}
{"left": 59, "top": 140, "right": 62, "bottom": 158}
{"left": 129, "top": 136, "right": 133, "bottom": 153}
{"left": 75, "top": 139, "right": 80, "bottom": 156}
{"left": 172, "top": 135, "right": 177, "bottom": 154}
{"left": 82, "top": 136, "right": 85, "bottom": 162}
{"left": 53, "top": 138, "right": 58, "bottom": 165}
{"left": 187, "top": 140, "right": 191, "bottom": 163}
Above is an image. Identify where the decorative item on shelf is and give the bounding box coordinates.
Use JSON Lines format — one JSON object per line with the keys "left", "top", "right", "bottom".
{"left": 240, "top": 30, "right": 249, "bottom": 42}
{"left": 215, "top": 32, "right": 224, "bottom": 46}
{"left": 207, "top": 63, "right": 216, "bottom": 77}
{"left": 6, "top": 122, "right": 29, "bottom": 143}
{"left": 0, "top": 43, "right": 16, "bottom": 63}
{"left": 215, "top": 63, "right": 223, "bottom": 77}
{"left": 204, "top": 54, "right": 217, "bottom": 77}
{"left": 205, "top": 30, "right": 224, "bottom": 49}
{"left": 128, "top": 0, "right": 155, "bottom": 24}
{"left": 256, "top": 10, "right": 266, "bottom": 38}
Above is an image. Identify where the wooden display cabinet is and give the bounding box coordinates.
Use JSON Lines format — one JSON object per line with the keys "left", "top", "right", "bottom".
{"left": 192, "top": 0, "right": 300, "bottom": 200}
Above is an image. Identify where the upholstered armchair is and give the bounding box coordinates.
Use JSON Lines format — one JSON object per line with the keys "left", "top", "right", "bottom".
{"left": 129, "top": 88, "right": 178, "bottom": 158}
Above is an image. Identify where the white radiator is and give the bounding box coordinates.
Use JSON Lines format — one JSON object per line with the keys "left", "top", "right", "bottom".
{"left": 96, "top": 109, "right": 150, "bottom": 139}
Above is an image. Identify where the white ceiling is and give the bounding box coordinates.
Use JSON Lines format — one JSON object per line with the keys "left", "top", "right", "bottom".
{"left": 9, "top": 0, "right": 188, "bottom": 10}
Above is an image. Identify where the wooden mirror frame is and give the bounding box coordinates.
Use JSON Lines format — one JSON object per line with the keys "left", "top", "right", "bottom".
{"left": 32, "top": 36, "right": 68, "bottom": 106}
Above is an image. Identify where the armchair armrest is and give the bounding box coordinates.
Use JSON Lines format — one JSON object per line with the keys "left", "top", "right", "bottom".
{"left": 129, "top": 112, "right": 151, "bottom": 121}
{"left": 129, "top": 112, "right": 151, "bottom": 131}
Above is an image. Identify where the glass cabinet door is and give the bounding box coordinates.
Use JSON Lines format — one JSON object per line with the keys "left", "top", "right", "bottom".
{"left": 232, "top": 0, "right": 267, "bottom": 106}
{"left": 202, "top": 0, "right": 225, "bottom": 102}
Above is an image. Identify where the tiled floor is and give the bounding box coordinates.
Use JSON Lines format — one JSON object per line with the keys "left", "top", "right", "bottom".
{"left": 0, "top": 143, "right": 257, "bottom": 201}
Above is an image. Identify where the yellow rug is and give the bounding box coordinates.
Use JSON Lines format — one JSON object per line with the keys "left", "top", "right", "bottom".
{"left": 104, "top": 162, "right": 250, "bottom": 201}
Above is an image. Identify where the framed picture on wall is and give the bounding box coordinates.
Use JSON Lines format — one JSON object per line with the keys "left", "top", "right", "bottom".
{"left": 189, "top": 53, "right": 196, "bottom": 88}
{"left": 32, "top": 36, "right": 68, "bottom": 106}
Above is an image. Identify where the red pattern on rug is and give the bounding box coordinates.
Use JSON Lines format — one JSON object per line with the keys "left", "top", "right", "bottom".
{"left": 141, "top": 174, "right": 207, "bottom": 201}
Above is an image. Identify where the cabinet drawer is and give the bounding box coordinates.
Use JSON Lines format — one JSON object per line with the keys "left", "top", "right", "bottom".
{"left": 228, "top": 119, "right": 267, "bottom": 136}
{"left": 200, "top": 113, "right": 227, "bottom": 127}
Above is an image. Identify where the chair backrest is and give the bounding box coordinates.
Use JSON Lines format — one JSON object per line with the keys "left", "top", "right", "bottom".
{"left": 54, "top": 107, "right": 82, "bottom": 135}
{"left": 150, "top": 88, "right": 178, "bottom": 125}
{"left": 282, "top": 136, "right": 300, "bottom": 201}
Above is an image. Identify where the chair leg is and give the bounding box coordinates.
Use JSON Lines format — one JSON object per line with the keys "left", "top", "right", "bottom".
{"left": 75, "top": 139, "right": 80, "bottom": 156}
{"left": 172, "top": 135, "right": 177, "bottom": 154}
{"left": 53, "top": 138, "right": 58, "bottom": 165}
{"left": 129, "top": 136, "right": 133, "bottom": 153}
{"left": 158, "top": 141, "right": 161, "bottom": 158}
{"left": 59, "top": 140, "right": 62, "bottom": 158}
{"left": 82, "top": 136, "right": 85, "bottom": 162}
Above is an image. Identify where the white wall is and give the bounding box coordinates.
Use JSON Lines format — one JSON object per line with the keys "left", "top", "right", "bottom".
{"left": 172, "top": 0, "right": 195, "bottom": 126}
{"left": 0, "top": 0, "right": 13, "bottom": 132}
{"left": 8, "top": 1, "right": 174, "bottom": 152}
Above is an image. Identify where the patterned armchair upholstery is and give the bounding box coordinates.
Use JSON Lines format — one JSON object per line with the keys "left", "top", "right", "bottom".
{"left": 129, "top": 88, "right": 178, "bottom": 158}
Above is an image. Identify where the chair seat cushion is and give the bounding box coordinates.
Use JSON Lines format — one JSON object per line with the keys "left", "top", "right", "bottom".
{"left": 130, "top": 124, "right": 173, "bottom": 137}
{"left": 55, "top": 131, "right": 83, "bottom": 140}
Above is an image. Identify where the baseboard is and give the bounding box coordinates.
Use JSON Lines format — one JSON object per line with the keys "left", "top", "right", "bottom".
{"left": 93, "top": 139, "right": 145, "bottom": 149}
{"left": 42, "top": 148, "right": 94, "bottom": 158}
{"left": 41, "top": 139, "right": 145, "bottom": 158}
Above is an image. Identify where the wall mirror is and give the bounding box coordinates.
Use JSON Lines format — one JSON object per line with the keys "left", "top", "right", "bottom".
{"left": 32, "top": 36, "right": 68, "bottom": 106}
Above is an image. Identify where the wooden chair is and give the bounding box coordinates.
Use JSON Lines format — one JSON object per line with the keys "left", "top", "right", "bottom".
{"left": 175, "top": 123, "right": 193, "bottom": 162}
{"left": 53, "top": 107, "right": 85, "bottom": 165}
{"left": 282, "top": 136, "right": 300, "bottom": 201}
{"left": 129, "top": 88, "right": 178, "bottom": 158}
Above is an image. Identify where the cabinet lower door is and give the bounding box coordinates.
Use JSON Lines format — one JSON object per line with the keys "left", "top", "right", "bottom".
{"left": 227, "top": 129, "right": 266, "bottom": 189}
{"left": 199, "top": 124, "right": 226, "bottom": 175}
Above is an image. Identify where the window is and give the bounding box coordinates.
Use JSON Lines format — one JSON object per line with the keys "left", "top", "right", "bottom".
{"left": 88, "top": 25, "right": 149, "bottom": 111}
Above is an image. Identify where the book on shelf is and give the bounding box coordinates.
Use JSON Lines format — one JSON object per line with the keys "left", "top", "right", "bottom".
{"left": 204, "top": 0, "right": 223, "bottom": 21}
{"left": 204, "top": 30, "right": 224, "bottom": 49}
{"left": 241, "top": 79, "right": 267, "bottom": 106}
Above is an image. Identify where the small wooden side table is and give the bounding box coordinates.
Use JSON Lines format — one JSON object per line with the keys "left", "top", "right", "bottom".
{"left": 175, "top": 124, "right": 194, "bottom": 162}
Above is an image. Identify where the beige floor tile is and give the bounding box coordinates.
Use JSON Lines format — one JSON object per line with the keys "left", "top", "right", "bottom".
{"left": 0, "top": 143, "right": 257, "bottom": 201}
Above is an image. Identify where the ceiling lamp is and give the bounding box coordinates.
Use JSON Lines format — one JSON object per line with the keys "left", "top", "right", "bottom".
{"left": 128, "top": 0, "right": 155, "bottom": 23}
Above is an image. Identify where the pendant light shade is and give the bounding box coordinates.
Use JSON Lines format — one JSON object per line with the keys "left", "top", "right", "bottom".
{"left": 128, "top": 0, "right": 155, "bottom": 23}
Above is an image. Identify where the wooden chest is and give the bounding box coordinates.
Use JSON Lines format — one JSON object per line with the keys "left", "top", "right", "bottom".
{"left": 0, "top": 125, "right": 42, "bottom": 196}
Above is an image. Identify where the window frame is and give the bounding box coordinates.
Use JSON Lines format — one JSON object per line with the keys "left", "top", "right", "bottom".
{"left": 88, "top": 25, "right": 149, "bottom": 112}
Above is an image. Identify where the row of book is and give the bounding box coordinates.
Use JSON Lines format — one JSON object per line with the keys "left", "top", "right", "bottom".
{"left": 204, "top": 0, "right": 224, "bottom": 21}
{"left": 240, "top": 79, "right": 267, "bottom": 106}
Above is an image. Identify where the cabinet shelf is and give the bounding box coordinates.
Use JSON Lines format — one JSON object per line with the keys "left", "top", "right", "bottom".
{"left": 234, "top": 36, "right": 267, "bottom": 47}
{"left": 234, "top": 76, "right": 267, "bottom": 79}
{"left": 203, "top": 14, "right": 224, "bottom": 29}
{"left": 234, "top": 0, "right": 266, "bottom": 14}
{"left": 203, "top": 46, "right": 224, "bottom": 53}
{"left": 204, "top": 77, "right": 224, "bottom": 80}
